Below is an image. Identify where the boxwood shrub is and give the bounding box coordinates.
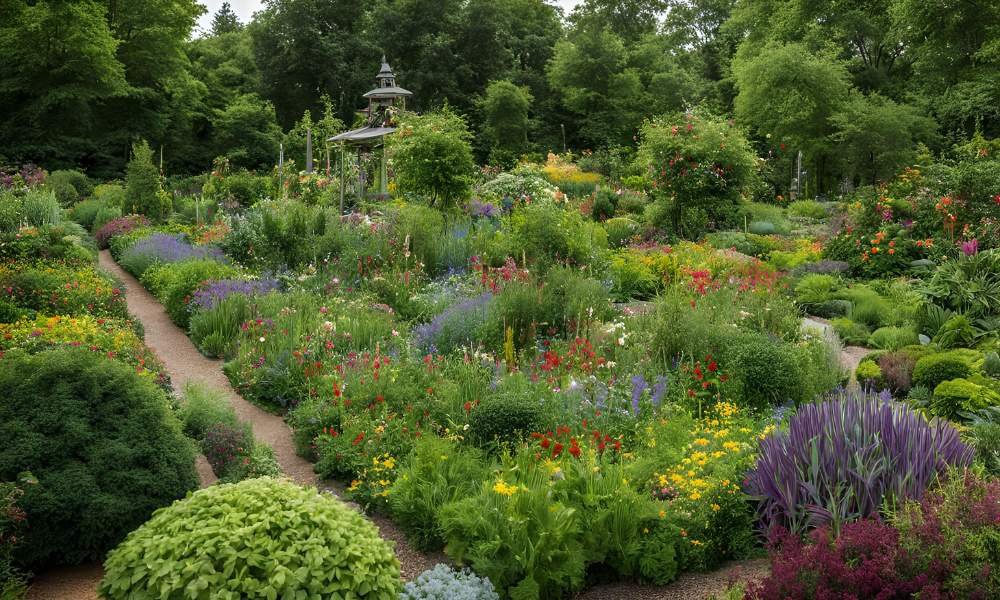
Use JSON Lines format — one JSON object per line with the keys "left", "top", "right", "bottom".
{"left": 0, "top": 348, "right": 197, "bottom": 568}
{"left": 99, "top": 478, "right": 401, "bottom": 600}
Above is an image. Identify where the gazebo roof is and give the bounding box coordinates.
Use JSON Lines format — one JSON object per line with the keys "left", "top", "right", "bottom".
{"left": 363, "top": 86, "right": 413, "bottom": 99}
{"left": 329, "top": 126, "right": 397, "bottom": 143}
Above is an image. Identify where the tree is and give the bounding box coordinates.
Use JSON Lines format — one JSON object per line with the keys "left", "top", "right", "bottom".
{"left": 125, "top": 140, "right": 170, "bottom": 221}
{"left": 547, "top": 26, "right": 648, "bottom": 148}
{"left": 733, "top": 43, "right": 851, "bottom": 192}
{"left": 211, "top": 2, "right": 242, "bottom": 35}
{"left": 891, "top": 0, "right": 1000, "bottom": 137}
{"left": 636, "top": 109, "right": 759, "bottom": 237}
{"left": 251, "top": 0, "right": 377, "bottom": 127}
{"left": 212, "top": 93, "right": 282, "bottom": 170}
{"left": 830, "top": 92, "right": 937, "bottom": 185}
{"left": 479, "top": 80, "right": 533, "bottom": 165}
{"left": 0, "top": 1, "right": 128, "bottom": 169}
{"left": 389, "top": 108, "right": 474, "bottom": 207}
{"left": 571, "top": 0, "right": 667, "bottom": 40}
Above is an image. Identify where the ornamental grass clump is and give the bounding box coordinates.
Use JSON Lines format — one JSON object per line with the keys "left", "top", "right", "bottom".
{"left": 100, "top": 478, "right": 401, "bottom": 600}
{"left": 746, "top": 388, "right": 973, "bottom": 537}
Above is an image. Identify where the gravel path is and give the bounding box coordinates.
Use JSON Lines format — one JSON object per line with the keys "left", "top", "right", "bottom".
{"left": 577, "top": 559, "right": 769, "bottom": 600}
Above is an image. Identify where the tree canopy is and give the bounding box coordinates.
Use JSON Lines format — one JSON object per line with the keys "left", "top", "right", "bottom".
{"left": 0, "top": 0, "right": 994, "bottom": 184}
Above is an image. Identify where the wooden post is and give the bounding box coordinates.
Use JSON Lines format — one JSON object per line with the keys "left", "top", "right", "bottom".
{"left": 356, "top": 149, "right": 364, "bottom": 205}
{"left": 379, "top": 144, "right": 387, "bottom": 196}
{"left": 339, "top": 143, "right": 346, "bottom": 215}
{"left": 306, "top": 128, "right": 313, "bottom": 174}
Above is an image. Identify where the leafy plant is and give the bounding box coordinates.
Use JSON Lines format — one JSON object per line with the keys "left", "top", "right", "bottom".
{"left": 746, "top": 388, "right": 973, "bottom": 537}
{"left": 401, "top": 564, "right": 499, "bottom": 600}
{"left": 867, "top": 326, "right": 918, "bottom": 350}
{"left": 389, "top": 437, "right": 489, "bottom": 551}
{"left": 99, "top": 478, "right": 401, "bottom": 599}
{"left": 390, "top": 108, "right": 475, "bottom": 208}
{"left": 0, "top": 348, "right": 197, "bottom": 568}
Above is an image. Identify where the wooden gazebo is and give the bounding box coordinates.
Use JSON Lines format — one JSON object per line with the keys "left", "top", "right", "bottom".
{"left": 330, "top": 57, "right": 412, "bottom": 213}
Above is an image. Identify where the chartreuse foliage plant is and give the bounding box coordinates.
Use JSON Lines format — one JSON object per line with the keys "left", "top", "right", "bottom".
{"left": 0, "top": 348, "right": 197, "bottom": 568}
{"left": 99, "top": 478, "right": 401, "bottom": 600}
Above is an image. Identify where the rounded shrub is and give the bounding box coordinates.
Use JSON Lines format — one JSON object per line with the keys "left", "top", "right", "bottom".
{"left": 730, "top": 333, "right": 803, "bottom": 409}
{"left": 912, "top": 352, "right": 974, "bottom": 390}
{"left": 931, "top": 378, "right": 999, "bottom": 419}
{"left": 855, "top": 360, "right": 882, "bottom": 387}
{"left": 99, "top": 478, "right": 401, "bottom": 600}
{"left": 468, "top": 393, "right": 544, "bottom": 448}
{"left": 868, "top": 326, "right": 919, "bottom": 351}
{"left": 748, "top": 220, "right": 775, "bottom": 235}
{"left": 0, "top": 348, "right": 197, "bottom": 568}
{"left": 831, "top": 317, "right": 870, "bottom": 346}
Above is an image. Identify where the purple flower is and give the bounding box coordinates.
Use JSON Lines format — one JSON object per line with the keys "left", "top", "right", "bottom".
{"left": 960, "top": 238, "right": 979, "bottom": 256}
{"left": 413, "top": 292, "right": 493, "bottom": 353}
{"left": 190, "top": 278, "right": 280, "bottom": 311}
{"left": 468, "top": 199, "right": 499, "bottom": 219}
{"left": 124, "top": 233, "right": 225, "bottom": 264}
{"left": 650, "top": 375, "right": 668, "bottom": 407}
{"left": 630, "top": 374, "right": 648, "bottom": 416}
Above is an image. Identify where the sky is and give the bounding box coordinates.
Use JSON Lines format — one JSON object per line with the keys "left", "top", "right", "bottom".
{"left": 197, "top": 0, "right": 581, "bottom": 34}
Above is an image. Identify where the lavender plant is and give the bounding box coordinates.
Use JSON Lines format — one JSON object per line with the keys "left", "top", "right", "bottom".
{"left": 120, "top": 233, "right": 225, "bottom": 278}
{"left": 746, "top": 388, "right": 974, "bottom": 537}
{"left": 190, "top": 278, "right": 280, "bottom": 312}
{"left": 413, "top": 292, "right": 493, "bottom": 354}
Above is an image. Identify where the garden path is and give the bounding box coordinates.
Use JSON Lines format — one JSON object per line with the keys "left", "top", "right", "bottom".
{"left": 801, "top": 315, "right": 873, "bottom": 381}
{"left": 95, "top": 250, "right": 443, "bottom": 578}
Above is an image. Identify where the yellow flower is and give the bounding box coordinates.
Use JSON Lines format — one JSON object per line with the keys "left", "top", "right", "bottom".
{"left": 693, "top": 438, "right": 709, "bottom": 447}
{"left": 711, "top": 503, "right": 721, "bottom": 512}
{"left": 492, "top": 480, "right": 518, "bottom": 496}
{"left": 723, "top": 441, "right": 741, "bottom": 452}
{"left": 689, "top": 491, "right": 702, "bottom": 501}
{"left": 658, "top": 510, "right": 666, "bottom": 519}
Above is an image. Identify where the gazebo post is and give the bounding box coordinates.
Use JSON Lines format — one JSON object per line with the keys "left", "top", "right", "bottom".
{"left": 379, "top": 143, "right": 387, "bottom": 196}
{"left": 339, "top": 142, "right": 346, "bottom": 216}
{"left": 356, "top": 148, "right": 364, "bottom": 206}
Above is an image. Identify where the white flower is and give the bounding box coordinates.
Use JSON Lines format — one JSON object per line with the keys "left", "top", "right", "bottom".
{"left": 391, "top": 329, "right": 400, "bottom": 337}
{"left": 322, "top": 321, "right": 334, "bottom": 331}
{"left": 259, "top": 336, "right": 266, "bottom": 343}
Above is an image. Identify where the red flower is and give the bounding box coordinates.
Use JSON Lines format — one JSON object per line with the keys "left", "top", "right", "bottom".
{"left": 541, "top": 438, "right": 551, "bottom": 449}
{"left": 569, "top": 444, "right": 581, "bottom": 458}
{"left": 352, "top": 432, "right": 365, "bottom": 446}
{"left": 707, "top": 360, "right": 718, "bottom": 373}
{"left": 613, "top": 439, "right": 622, "bottom": 452}
{"left": 463, "top": 401, "right": 472, "bottom": 413}
{"left": 552, "top": 442, "right": 564, "bottom": 457}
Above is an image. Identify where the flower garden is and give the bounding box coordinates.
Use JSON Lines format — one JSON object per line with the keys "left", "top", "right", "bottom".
{"left": 2, "top": 124, "right": 1000, "bottom": 600}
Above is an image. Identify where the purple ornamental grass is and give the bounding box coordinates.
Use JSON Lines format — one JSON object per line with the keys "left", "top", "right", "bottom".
{"left": 745, "top": 388, "right": 973, "bottom": 537}
{"left": 190, "top": 278, "right": 280, "bottom": 311}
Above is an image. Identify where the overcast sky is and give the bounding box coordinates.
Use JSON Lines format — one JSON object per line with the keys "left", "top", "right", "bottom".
{"left": 197, "top": 1, "right": 581, "bottom": 34}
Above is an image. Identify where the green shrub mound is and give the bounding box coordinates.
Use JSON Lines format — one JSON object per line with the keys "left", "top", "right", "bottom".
{"left": 99, "top": 478, "right": 401, "bottom": 600}
{"left": 0, "top": 348, "right": 197, "bottom": 568}
{"left": 913, "top": 352, "right": 975, "bottom": 390}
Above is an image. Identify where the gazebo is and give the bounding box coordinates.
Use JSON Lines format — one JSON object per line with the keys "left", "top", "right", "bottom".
{"left": 330, "top": 57, "right": 412, "bottom": 213}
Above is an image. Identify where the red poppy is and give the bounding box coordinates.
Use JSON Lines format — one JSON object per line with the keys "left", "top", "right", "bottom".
{"left": 552, "top": 442, "right": 564, "bottom": 457}
{"left": 541, "top": 438, "right": 551, "bottom": 449}
{"left": 707, "top": 360, "right": 718, "bottom": 373}
{"left": 569, "top": 444, "right": 581, "bottom": 458}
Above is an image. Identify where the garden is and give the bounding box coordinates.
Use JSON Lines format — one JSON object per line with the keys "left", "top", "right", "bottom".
{"left": 3, "top": 1, "right": 1000, "bottom": 599}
